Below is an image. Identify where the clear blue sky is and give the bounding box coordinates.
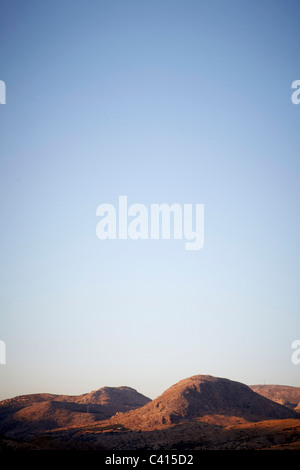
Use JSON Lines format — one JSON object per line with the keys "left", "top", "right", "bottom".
{"left": 0, "top": 0, "right": 299, "bottom": 400}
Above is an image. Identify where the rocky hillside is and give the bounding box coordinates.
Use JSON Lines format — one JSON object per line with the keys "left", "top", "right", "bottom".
{"left": 249, "top": 385, "right": 300, "bottom": 410}
{"left": 0, "top": 386, "right": 150, "bottom": 439}
{"left": 110, "top": 375, "right": 300, "bottom": 430}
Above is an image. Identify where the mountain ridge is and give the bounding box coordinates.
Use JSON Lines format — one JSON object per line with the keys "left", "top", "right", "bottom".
{"left": 109, "top": 375, "right": 300, "bottom": 430}
{"left": 249, "top": 384, "right": 300, "bottom": 409}
{"left": 0, "top": 386, "right": 151, "bottom": 438}
{"left": 1, "top": 374, "right": 299, "bottom": 442}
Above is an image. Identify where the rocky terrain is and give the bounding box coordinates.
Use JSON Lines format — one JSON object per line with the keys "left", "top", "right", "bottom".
{"left": 1, "top": 374, "right": 300, "bottom": 450}
{"left": 37, "top": 417, "right": 300, "bottom": 451}
{"left": 0, "top": 386, "right": 150, "bottom": 439}
{"left": 108, "top": 375, "right": 299, "bottom": 430}
{"left": 250, "top": 384, "right": 300, "bottom": 410}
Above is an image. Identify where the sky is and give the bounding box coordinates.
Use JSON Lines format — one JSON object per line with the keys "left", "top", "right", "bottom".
{"left": 0, "top": 0, "right": 299, "bottom": 401}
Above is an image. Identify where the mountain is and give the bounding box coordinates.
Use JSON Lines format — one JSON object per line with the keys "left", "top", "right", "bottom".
{"left": 1, "top": 375, "right": 300, "bottom": 451}
{"left": 0, "top": 386, "right": 151, "bottom": 439}
{"left": 109, "top": 375, "right": 299, "bottom": 430}
{"left": 249, "top": 385, "right": 300, "bottom": 410}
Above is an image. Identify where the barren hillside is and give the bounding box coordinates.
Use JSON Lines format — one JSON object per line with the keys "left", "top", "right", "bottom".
{"left": 249, "top": 385, "right": 300, "bottom": 410}
{"left": 109, "top": 375, "right": 299, "bottom": 430}
{"left": 0, "top": 386, "right": 150, "bottom": 439}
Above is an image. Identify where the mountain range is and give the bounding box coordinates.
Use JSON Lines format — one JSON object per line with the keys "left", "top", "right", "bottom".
{"left": 1, "top": 374, "right": 299, "bottom": 450}
{"left": 0, "top": 386, "right": 150, "bottom": 439}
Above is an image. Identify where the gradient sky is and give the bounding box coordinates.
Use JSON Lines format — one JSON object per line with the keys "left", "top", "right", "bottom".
{"left": 0, "top": 0, "right": 300, "bottom": 401}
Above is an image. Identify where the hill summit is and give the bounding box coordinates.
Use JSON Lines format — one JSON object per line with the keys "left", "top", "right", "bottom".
{"left": 0, "top": 386, "right": 150, "bottom": 438}
{"left": 110, "top": 375, "right": 299, "bottom": 430}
